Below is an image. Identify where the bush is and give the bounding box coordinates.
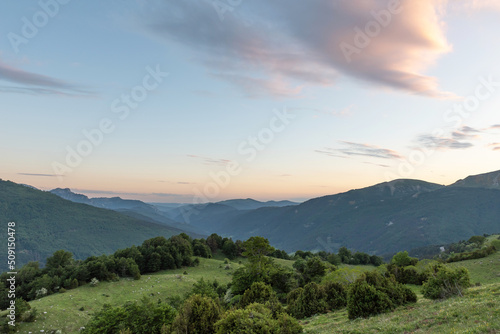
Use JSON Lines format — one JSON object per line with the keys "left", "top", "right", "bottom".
{"left": 89, "top": 278, "right": 99, "bottom": 287}
{"left": 83, "top": 298, "right": 176, "bottom": 334}
{"left": 215, "top": 303, "right": 302, "bottom": 334}
{"left": 323, "top": 281, "right": 347, "bottom": 310}
{"left": 422, "top": 266, "right": 471, "bottom": 300}
{"left": 287, "top": 282, "right": 327, "bottom": 319}
{"left": 446, "top": 246, "right": 496, "bottom": 263}
{"left": 347, "top": 281, "right": 392, "bottom": 319}
{"left": 171, "top": 294, "right": 222, "bottom": 334}
{"left": 346, "top": 271, "right": 417, "bottom": 319}
{"left": 240, "top": 282, "right": 277, "bottom": 308}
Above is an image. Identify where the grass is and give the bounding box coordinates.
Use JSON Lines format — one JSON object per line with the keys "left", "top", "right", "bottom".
{"left": 302, "top": 283, "right": 500, "bottom": 334}
{"left": 10, "top": 249, "right": 500, "bottom": 333}
{"left": 447, "top": 244, "right": 500, "bottom": 285}
{"left": 12, "top": 257, "right": 243, "bottom": 334}
{"left": 303, "top": 249, "right": 500, "bottom": 334}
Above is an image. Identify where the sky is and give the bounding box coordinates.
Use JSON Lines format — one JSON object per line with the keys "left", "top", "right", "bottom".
{"left": 1, "top": 0, "right": 500, "bottom": 203}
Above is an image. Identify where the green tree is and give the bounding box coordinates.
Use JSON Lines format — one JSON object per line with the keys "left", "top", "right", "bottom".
{"left": 171, "top": 294, "right": 222, "bottom": 334}
{"left": 391, "top": 251, "right": 417, "bottom": 267}
{"left": 243, "top": 236, "right": 275, "bottom": 274}
{"left": 338, "top": 247, "right": 352, "bottom": 263}
{"left": 240, "top": 282, "right": 278, "bottom": 308}
{"left": 222, "top": 239, "right": 238, "bottom": 260}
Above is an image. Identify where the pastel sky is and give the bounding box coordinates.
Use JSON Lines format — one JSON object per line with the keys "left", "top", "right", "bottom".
{"left": 1, "top": 0, "right": 500, "bottom": 203}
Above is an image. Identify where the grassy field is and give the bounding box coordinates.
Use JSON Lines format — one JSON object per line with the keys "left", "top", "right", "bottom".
{"left": 14, "top": 257, "right": 244, "bottom": 334}
{"left": 9, "top": 246, "right": 500, "bottom": 333}
{"left": 302, "top": 283, "right": 500, "bottom": 333}
{"left": 447, "top": 239, "right": 500, "bottom": 285}
{"left": 302, "top": 245, "right": 500, "bottom": 334}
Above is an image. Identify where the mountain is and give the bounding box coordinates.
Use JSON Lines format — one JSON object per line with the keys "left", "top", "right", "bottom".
{"left": 49, "top": 188, "right": 200, "bottom": 234}
{"left": 0, "top": 180, "right": 193, "bottom": 271}
{"left": 450, "top": 169, "right": 500, "bottom": 189}
{"left": 187, "top": 173, "right": 500, "bottom": 255}
{"left": 216, "top": 198, "right": 298, "bottom": 211}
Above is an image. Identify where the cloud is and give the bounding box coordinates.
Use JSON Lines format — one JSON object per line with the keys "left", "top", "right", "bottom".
{"left": 140, "top": 0, "right": 454, "bottom": 98}
{"left": 0, "top": 60, "right": 94, "bottom": 96}
{"left": 417, "top": 134, "right": 474, "bottom": 150}
{"left": 187, "top": 154, "right": 232, "bottom": 166}
{"left": 487, "top": 142, "right": 500, "bottom": 151}
{"left": 451, "top": 126, "right": 481, "bottom": 140}
{"left": 18, "top": 173, "right": 60, "bottom": 177}
{"left": 316, "top": 141, "right": 402, "bottom": 160}
{"left": 158, "top": 180, "right": 194, "bottom": 185}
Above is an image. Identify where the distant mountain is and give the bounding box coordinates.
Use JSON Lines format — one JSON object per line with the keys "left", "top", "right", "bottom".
{"left": 216, "top": 198, "right": 298, "bottom": 211}
{"left": 0, "top": 180, "right": 193, "bottom": 271}
{"left": 450, "top": 170, "right": 500, "bottom": 189}
{"left": 186, "top": 172, "right": 500, "bottom": 255}
{"left": 49, "top": 188, "right": 199, "bottom": 233}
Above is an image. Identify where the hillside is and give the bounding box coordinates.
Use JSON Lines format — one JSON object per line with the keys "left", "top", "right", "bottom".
{"left": 189, "top": 174, "right": 500, "bottom": 255}
{"left": 0, "top": 180, "right": 192, "bottom": 270}
{"left": 9, "top": 246, "right": 500, "bottom": 333}
{"left": 451, "top": 169, "right": 500, "bottom": 189}
{"left": 50, "top": 188, "right": 201, "bottom": 234}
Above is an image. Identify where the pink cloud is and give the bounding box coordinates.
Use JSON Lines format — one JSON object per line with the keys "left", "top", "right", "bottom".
{"left": 144, "top": 0, "right": 454, "bottom": 98}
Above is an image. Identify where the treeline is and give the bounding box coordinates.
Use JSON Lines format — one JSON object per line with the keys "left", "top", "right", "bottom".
{"left": 410, "top": 234, "right": 499, "bottom": 260}
{"left": 0, "top": 233, "right": 208, "bottom": 309}
{"left": 292, "top": 247, "right": 383, "bottom": 266}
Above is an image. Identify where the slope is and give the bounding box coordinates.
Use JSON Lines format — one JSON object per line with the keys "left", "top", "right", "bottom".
{"left": 0, "top": 180, "right": 189, "bottom": 271}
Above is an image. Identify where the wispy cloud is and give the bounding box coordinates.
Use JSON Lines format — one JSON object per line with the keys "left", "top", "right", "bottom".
{"left": 417, "top": 134, "right": 474, "bottom": 150}
{"left": 487, "top": 142, "right": 500, "bottom": 151}
{"left": 187, "top": 154, "right": 232, "bottom": 166}
{"left": 0, "top": 60, "right": 94, "bottom": 97}
{"left": 18, "top": 173, "right": 60, "bottom": 177}
{"left": 140, "top": 0, "right": 454, "bottom": 98}
{"left": 316, "top": 141, "right": 402, "bottom": 160}
{"left": 158, "top": 180, "right": 195, "bottom": 185}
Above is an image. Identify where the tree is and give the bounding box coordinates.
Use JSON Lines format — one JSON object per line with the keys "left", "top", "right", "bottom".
{"left": 240, "top": 282, "right": 278, "bottom": 308}
{"left": 243, "top": 237, "right": 275, "bottom": 274}
{"left": 45, "top": 250, "right": 74, "bottom": 274}
{"left": 338, "top": 247, "right": 352, "bottom": 263}
{"left": 207, "top": 234, "right": 223, "bottom": 253}
{"left": 171, "top": 294, "right": 222, "bottom": 334}
{"left": 391, "top": 251, "right": 417, "bottom": 267}
{"left": 222, "top": 239, "right": 238, "bottom": 260}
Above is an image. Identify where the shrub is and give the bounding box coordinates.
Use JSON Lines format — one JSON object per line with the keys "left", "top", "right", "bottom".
{"left": 422, "top": 266, "right": 471, "bottom": 300}
{"left": 323, "top": 281, "right": 347, "bottom": 310}
{"left": 83, "top": 298, "right": 176, "bottom": 334}
{"left": 215, "top": 303, "right": 302, "bottom": 334}
{"left": 188, "top": 277, "right": 219, "bottom": 300}
{"left": 346, "top": 271, "right": 417, "bottom": 319}
{"left": 171, "top": 294, "right": 222, "bottom": 334}
{"left": 240, "top": 282, "right": 277, "bottom": 308}
{"left": 286, "top": 282, "right": 327, "bottom": 319}
{"left": 89, "top": 278, "right": 99, "bottom": 287}
{"left": 347, "top": 281, "right": 392, "bottom": 319}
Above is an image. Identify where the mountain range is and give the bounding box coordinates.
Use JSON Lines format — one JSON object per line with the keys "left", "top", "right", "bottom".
{"left": 2, "top": 169, "right": 500, "bottom": 270}
{"left": 48, "top": 170, "right": 500, "bottom": 255}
